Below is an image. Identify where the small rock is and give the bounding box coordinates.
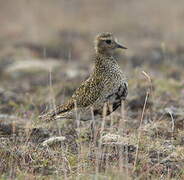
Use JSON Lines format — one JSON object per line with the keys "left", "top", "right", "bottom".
{"left": 100, "top": 133, "right": 136, "bottom": 153}
{"left": 100, "top": 133, "right": 121, "bottom": 143}
{"left": 4, "top": 59, "right": 61, "bottom": 78}
{"left": 42, "top": 136, "right": 66, "bottom": 148}
{"left": 89, "top": 133, "right": 136, "bottom": 170}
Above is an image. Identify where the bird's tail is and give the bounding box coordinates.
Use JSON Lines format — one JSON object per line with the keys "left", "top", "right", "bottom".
{"left": 39, "top": 99, "right": 75, "bottom": 121}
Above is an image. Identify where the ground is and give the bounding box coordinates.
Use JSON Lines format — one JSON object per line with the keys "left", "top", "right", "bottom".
{"left": 0, "top": 0, "right": 184, "bottom": 179}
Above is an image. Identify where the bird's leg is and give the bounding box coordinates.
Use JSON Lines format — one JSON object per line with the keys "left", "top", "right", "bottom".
{"left": 90, "top": 106, "right": 97, "bottom": 144}
{"left": 102, "top": 102, "right": 108, "bottom": 118}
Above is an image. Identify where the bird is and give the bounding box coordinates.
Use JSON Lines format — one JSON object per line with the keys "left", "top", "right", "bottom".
{"left": 40, "top": 32, "right": 128, "bottom": 121}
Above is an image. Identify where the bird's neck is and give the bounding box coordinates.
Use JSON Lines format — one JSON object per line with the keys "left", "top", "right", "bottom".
{"left": 96, "top": 48, "right": 113, "bottom": 57}
{"left": 95, "top": 52, "right": 116, "bottom": 64}
{"left": 94, "top": 53, "right": 118, "bottom": 74}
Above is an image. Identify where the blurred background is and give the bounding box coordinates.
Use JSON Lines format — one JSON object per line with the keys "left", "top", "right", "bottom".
{"left": 0, "top": 0, "right": 184, "bottom": 108}
{"left": 0, "top": 0, "right": 184, "bottom": 178}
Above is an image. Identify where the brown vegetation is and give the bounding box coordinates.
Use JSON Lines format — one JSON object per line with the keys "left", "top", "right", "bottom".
{"left": 0, "top": 0, "right": 184, "bottom": 179}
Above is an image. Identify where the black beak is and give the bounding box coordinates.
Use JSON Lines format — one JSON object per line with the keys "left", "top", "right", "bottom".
{"left": 116, "top": 43, "right": 127, "bottom": 49}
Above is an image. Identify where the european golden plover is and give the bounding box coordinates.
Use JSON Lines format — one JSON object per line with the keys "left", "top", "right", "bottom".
{"left": 40, "top": 32, "right": 128, "bottom": 121}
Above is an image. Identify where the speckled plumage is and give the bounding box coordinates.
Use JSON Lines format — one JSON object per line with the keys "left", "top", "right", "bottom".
{"left": 40, "top": 32, "right": 128, "bottom": 121}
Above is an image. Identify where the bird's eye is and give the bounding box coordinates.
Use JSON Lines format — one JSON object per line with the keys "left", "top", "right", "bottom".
{"left": 105, "top": 40, "right": 112, "bottom": 44}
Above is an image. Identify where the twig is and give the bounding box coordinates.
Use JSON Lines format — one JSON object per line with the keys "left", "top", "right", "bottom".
{"left": 133, "top": 91, "right": 149, "bottom": 171}
{"left": 133, "top": 71, "right": 152, "bottom": 171}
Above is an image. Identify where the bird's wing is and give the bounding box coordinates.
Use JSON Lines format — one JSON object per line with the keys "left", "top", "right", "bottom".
{"left": 71, "top": 76, "right": 103, "bottom": 107}
{"left": 40, "top": 76, "right": 104, "bottom": 121}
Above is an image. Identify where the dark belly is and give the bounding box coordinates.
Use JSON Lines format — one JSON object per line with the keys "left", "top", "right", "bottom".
{"left": 93, "top": 82, "right": 128, "bottom": 116}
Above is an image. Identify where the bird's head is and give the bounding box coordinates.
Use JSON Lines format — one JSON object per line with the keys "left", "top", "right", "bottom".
{"left": 95, "top": 32, "right": 127, "bottom": 55}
